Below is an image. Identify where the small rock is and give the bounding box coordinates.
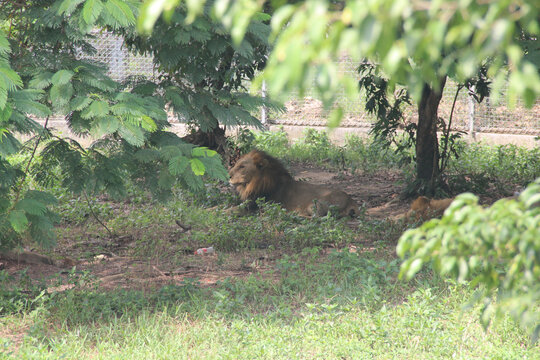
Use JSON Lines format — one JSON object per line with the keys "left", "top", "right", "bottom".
{"left": 94, "top": 254, "right": 108, "bottom": 262}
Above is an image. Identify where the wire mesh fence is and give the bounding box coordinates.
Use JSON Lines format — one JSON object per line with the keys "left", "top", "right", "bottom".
{"left": 51, "top": 32, "right": 540, "bottom": 137}
{"left": 271, "top": 57, "right": 540, "bottom": 136}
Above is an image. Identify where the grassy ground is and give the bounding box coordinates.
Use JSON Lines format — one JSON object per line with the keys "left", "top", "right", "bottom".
{"left": 1, "top": 130, "right": 539, "bottom": 359}
{"left": 1, "top": 259, "right": 536, "bottom": 359}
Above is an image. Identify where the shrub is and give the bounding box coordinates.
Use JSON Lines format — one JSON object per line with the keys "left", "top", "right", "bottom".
{"left": 397, "top": 178, "right": 540, "bottom": 342}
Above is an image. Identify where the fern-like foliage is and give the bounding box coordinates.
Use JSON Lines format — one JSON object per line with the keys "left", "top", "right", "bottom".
{"left": 120, "top": 4, "right": 280, "bottom": 132}
{"left": 0, "top": 0, "right": 254, "bottom": 250}
{"left": 0, "top": 30, "right": 58, "bottom": 249}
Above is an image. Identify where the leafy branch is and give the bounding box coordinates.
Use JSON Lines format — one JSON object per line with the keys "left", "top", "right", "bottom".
{"left": 397, "top": 179, "right": 540, "bottom": 343}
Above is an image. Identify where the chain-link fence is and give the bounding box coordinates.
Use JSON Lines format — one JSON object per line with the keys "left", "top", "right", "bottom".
{"left": 53, "top": 32, "right": 540, "bottom": 137}
{"left": 272, "top": 57, "right": 540, "bottom": 136}
{"left": 87, "top": 30, "right": 156, "bottom": 81}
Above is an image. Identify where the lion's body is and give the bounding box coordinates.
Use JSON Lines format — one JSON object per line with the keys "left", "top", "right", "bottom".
{"left": 228, "top": 150, "right": 358, "bottom": 217}
{"left": 399, "top": 196, "right": 454, "bottom": 221}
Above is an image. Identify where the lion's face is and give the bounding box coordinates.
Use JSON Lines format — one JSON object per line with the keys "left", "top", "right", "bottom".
{"left": 228, "top": 150, "right": 283, "bottom": 201}
{"left": 229, "top": 156, "right": 258, "bottom": 186}
{"left": 229, "top": 152, "right": 268, "bottom": 196}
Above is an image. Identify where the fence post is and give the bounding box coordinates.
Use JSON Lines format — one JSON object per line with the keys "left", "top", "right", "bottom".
{"left": 261, "top": 80, "right": 267, "bottom": 127}
{"left": 468, "top": 87, "right": 476, "bottom": 140}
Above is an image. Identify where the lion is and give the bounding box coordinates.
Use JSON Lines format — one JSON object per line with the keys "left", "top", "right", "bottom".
{"left": 228, "top": 150, "right": 359, "bottom": 217}
{"left": 394, "top": 196, "right": 454, "bottom": 222}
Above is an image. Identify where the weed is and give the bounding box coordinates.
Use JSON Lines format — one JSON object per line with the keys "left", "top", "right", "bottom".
{"left": 252, "top": 127, "right": 290, "bottom": 157}
{"left": 0, "top": 270, "right": 49, "bottom": 315}
{"left": 447, "top": 141, "right": 540, "bottom": 194}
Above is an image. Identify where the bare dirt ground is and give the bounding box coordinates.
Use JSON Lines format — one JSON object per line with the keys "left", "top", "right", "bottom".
{"left": 0, "top": 164, "right": 435, "bottom": 292}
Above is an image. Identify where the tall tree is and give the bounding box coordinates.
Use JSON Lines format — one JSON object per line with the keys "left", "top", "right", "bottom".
{"left": 140, "top": 0, "right": 540, "bottom": 191}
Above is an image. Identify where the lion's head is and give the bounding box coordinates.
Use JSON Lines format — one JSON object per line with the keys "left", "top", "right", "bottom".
{"left": 228, "top": 150, "right": 292, "bottom": 201}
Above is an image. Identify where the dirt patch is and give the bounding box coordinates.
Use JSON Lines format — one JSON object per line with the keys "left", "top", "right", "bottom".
{"left": 290, "top": 163, "right": 409, "bottom": 218}
{"left": 1, "top": 249, "right": 283, "bottom": 293}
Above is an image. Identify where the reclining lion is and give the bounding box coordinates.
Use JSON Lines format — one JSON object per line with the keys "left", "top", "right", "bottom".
{"left": 393, "top": 196, "right": 454, "bottom": 223}
{"left": 228, "top": 150, "right": 359, "bottom": 217}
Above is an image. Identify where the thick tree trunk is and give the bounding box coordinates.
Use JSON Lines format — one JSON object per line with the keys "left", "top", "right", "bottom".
{"left": 416, "top": 77, "right": 447, "bottom": 188}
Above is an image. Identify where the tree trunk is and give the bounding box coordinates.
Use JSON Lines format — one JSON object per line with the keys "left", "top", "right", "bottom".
{"left": 416, "top": 77, "right": 447, "bottom": 190}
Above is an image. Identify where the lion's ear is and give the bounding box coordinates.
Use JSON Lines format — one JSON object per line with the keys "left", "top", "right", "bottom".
{"left": 256, "top": 158, "right": 269, "bottom": 169}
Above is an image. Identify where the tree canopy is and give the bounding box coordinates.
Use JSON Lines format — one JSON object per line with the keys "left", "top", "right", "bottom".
{"left": 140, "top": 0, "right": 539, "bottom": 112}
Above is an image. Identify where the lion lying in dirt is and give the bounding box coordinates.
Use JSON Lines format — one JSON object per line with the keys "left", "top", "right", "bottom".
{"left": 394, "top": 196, "right": 454, "bottom": 222}
{"left": 228, "top": 150, "right": 359, "bottom": 217}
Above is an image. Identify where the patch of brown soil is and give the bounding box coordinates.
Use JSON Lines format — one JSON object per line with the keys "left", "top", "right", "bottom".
{"left": 81, "top": 253, "right": 276, "bottom": 290}
{"left": 290, "top": 163, "right": 409, "bottom": 218}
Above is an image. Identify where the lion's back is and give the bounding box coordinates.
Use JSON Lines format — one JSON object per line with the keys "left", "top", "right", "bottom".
{"left": 277, "top": 181, "right": 358, "bottom": 217}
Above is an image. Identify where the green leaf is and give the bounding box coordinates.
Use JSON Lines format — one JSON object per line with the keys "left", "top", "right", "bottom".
{"left": 118, "top": 123, "right": 145, "bottom": 146}
{"left": 158, "top": 169, "right": 175, "bottom": 189}
{"left": 192, "top": 146, "right": 216, "bottom": 157}
{"left": 328, "top": 106, "right": 344, "bottom": 129}
{"left": 199, "top": 155, "right": 228, "bottom": 181}
{"left": 458, "top": 257, "right": 469, "bottom": 282}
{"left": 270, "top": 5, "right": 296, "bottom": 34}
{"left": 82, "top": 100, "right": 110, "bottom": 119}
{"left": 58, "top": 0, "right": 86, "bottom": 15}
{"left": 0, "top": 76, "right": 7, "bottom": 110}
{"left": 138, "top": 0, "right": 180, "bottom": 34}
{"left": 185, "top": 0, "right": 205, "bottom": 24}
{"left": 9, "top": 210, "right": 28, "bottom": 234}
{"left": 51, "top": 70, "right": 75, "bottom": 86}
{"left": 71, "top": 96, "right": 93, "bottom": 111}
{"left": 235, "top": 40, "right": 253, "bottom": 59}
{"left": 0, "top": 66, "right": 23, "bottom": 109}
{"left": 406, "top": 258, "right": 424, "bottom": 279}
{"left": 134, "top": 148, "right": 159, "bottom": 163}
{"left": 169, "top": 155, "right": 189, "bottom": 175}
{"left": 190, "top": 158, "right": 205, "bottom": 176}
{"left": 0, "top": 132, "right": 21, "bottom": 156}
{"left": 14, "top": 99, "right": 51, "bottom": 117}
{"left": 182, "top": 170, "right": 204, "bottom": 191}
{"left": 140, "top": 115, "right": 157, "bottom": 132}
{"left": 91, "top": 115, "right": 119, "bottom": 137}
{"left": 25, "top": 190, "right": 57, "bottom": 205}
{"left": 159, "top": 145, "right": 183, "bottom": 160}
{"left": 82, "top": 0, "right": 104, "bottom": 25}
{"left": 0, "top": 103, "right": 12, "bottom": 123}
{"left": 50, "top": 83, "right": 74, "bottom": 112}
{"left": 0, "top": 34, "right": 11, "bottom": 56}
{"left": 105, "top": 0, "right": 136, "bottom": 27}
{"left": 29, "top": 71, "right": 54, "bottom": 89}
{"left": 15, "top": 199, "right": 47, "bottom": 216}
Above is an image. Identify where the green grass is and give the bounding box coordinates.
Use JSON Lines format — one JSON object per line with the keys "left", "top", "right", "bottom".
{"left": 250, "top": 128, "right": 404, "bottom": 174}
{"left": 1, "top": 255, "right": 537, "bottom": 359}
{"left": 6, "top": 309, "right": 534, "bottom": 359}
{"left": 446, "top": 141, "right": 540, "bottom": 193}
